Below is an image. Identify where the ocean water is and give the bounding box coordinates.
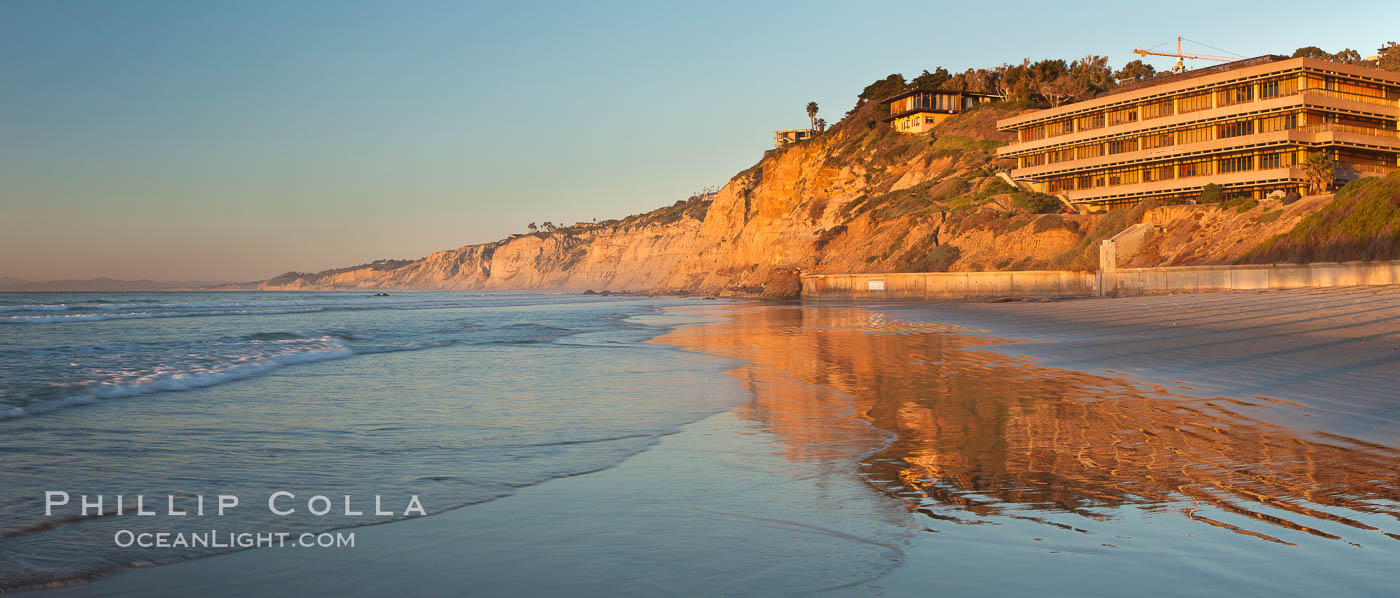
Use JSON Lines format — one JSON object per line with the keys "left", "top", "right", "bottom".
{"left": 11, "top": 294, "right": 1400, "bottom": 596}
{"left": 0, "top": 292, "right": 751, "bottom": 590}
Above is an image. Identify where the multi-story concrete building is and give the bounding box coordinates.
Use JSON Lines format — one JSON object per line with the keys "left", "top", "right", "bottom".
{"left": 996, "top": 56, "right": 1400, "bottom": 209}
{"left": 883, "top": 90, "right": 1000, "bottom": 134}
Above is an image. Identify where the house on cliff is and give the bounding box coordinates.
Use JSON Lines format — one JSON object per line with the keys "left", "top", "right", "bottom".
{"left": 773, "top": 129, "right": 814, "bottom": 148}
{"left": 882, "top": 90, "right": 1001, "bottom": 134}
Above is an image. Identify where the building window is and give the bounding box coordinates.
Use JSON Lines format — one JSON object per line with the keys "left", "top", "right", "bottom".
{"left": 1178, "top": 92, "right": 1212, "bottom": 113}
{"left": 1219, "top": 155, "right": 1254, "bottom": 173}
{"left": 1179, "top": 159, "right": 1213, "bottom": 178}
{"left": 1259, "top": 153, "right": 1281, "bottom": 169}
{"left": 1075, "top": 113, "right": 1105, "bottom": 131}
{"left": 1140, "top": 101, "right": 1174, "bottom": 120}
{"left": 1107, "top": 108, "right": 1138, "bottom": 126}
{"left": 1218, "top": 120, "right": 1255, "bottom": 139}
{"left": 1258, "top": 113, "right": 1300, "bottom": 133}
{"left": 1216, "top": 84, "right": 1254, "bottom": 107}
{"left": 1141, "top": 132, "right": 1174, "bottom": 149}
{"left": 1143, "top": 164, "right": 1175, "bottom": 182}
{"left": 1177, "top": 125, "right": 1213, "bottom": 145}
{"left": 1108, "top": 138, "right": 1139, "bottom": 155}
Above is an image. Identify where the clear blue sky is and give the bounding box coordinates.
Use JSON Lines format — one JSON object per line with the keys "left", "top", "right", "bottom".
{"left": 2, "top": 0, "right": 1394, "bottom": 281}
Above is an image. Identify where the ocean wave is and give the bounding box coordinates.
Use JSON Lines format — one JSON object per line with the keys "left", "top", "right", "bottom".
{"left": 0, "top": 338, "right": 354, "bottom": 420}
{"left": 0, "top": 308, "right": 326, "bottom": 324}
{"left": 0, "top": 330, "right": 470, "bottom": 420}
{"left": 0, "top": 294, "right": 622, "bottom": 320}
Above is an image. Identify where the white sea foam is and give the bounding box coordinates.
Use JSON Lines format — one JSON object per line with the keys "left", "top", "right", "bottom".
{"left": 0, "top": 294, "right": 605, "bottom": 319}
{"left": 0, "top": 337, "right": 354, "bottom": 419}
{"left": 0, "top": 308, "right": 325, "bottom": 324}
{"left": 0, "top": 332, "right": 468, "bottom": 420}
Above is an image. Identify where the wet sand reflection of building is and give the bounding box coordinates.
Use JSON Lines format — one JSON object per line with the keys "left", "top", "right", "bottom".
{"left": 658, "top": 306, "right": 1400, "bottom": 546}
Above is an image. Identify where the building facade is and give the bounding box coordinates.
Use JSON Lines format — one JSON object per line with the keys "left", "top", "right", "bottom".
{"left": 773, "top": 129, "right": 814, "bottom": 148}
{"left": 996, "top": 56, "right": 1400, "bottom": 209}
{"left": 884, "top": 90, "right": 1000, "bottom": 134}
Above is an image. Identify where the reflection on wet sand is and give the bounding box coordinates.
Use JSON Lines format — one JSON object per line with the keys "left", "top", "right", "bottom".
{"left": 659, "top": 305, "right": 1400, "bottom": 547}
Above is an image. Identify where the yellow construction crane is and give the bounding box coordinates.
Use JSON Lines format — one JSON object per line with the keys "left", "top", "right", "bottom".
{"left": 1133, "top": 37, "right": 1236, "bottom": 73}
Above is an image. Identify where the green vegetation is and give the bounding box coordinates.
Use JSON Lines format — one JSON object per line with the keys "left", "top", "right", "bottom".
{"left": 625, "top": 195, "right": 712, "bottom": 227}
{"left": 1200, "top": 183, "right": 1223, "bottom": 203}
{"left": 1287, "top": 43, "right": 1399, "bottom": 72}
{"left": 1011, "top": 191, "right": 1062, "bottom": 214}
{"left": 1242, "top": 172, "right": 1400, "bottom": 264}
{"left": 1223, "top": 196, "right": 1258, "bottom": 213}
{"left": 1114, "top": 59, "right": 1156, "bottom": 83}
{"left": 813, "top": 225, "right": 848, "bottom": 250}
{"left": 1304, "top": 151, "right": 1334, "bottom": 194}
{"left": 1258, "top": 209, "right": 1284, "bottom": 224}
{"left": 903, "top": 243, "right": 961, "bottom": 272}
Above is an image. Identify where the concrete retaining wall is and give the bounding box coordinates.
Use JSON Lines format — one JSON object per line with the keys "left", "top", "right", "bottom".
{"left": 1105, "top": 261, "right": 1400, "bottom": 296}
{"left": 801, "top": 261, "right": 1400, "bottom": 302}
{"left": 800, "top": 271, "right": 1097, "bottom": 301}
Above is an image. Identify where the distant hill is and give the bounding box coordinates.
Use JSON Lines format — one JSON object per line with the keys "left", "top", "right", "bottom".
{"left": 0, "top": 277, "right": 232, "bottom": 292}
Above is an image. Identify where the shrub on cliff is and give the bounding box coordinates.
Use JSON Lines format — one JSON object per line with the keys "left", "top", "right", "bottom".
{"left": 1242, "top": 172, "right": 1400, "bottom": 264}
{"left": 1200, "top": 183, "right": 1223, "bottom": 203}
{"left": 904, "top": 244, "right": 960, "bottom": 272}
{"left": 1012, "top": 191, "right": 1061, "bottom": 214}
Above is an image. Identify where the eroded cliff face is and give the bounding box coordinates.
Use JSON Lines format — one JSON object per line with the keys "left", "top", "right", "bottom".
{"left": 263, "top": 103, "right": 1104, "bottom": 296}
{"left": 261, "top": 99, "right": 1340, "bottom": 296}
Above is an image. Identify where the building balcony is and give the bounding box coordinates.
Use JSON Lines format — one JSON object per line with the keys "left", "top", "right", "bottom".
{"left": 1060, "top": 167, "right": 1304, "bottom": 204}
{"left": 1007, "top": 124, "right": 1400, "bottom": 180}
{"left": 997, "top": 89, "right": 1399, "bottom": 157}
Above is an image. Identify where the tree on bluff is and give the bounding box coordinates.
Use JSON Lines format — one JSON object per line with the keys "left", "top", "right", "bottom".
{"left": 1292, "top": 45, "right": 1371, "bottom": 67}
{"left": 858, "top": 74, "right": 907, "bottom": 102}
{"left": 1114, "top": 59, "right": 1156, "bottom": 84}
{"left": 909, "top": 67, "right": 952, "bottom": 91}
{"left": 1377, "top": 42, "right": 1400, "bottom": 72}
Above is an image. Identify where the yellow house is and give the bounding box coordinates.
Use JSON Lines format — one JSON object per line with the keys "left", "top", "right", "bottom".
{"left": 884, "top": 90, "right": 1000, "bottom": 134}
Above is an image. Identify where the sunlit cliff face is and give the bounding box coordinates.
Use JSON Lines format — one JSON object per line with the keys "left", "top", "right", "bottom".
{"left": 658, "top": 306, "right": 1400, "bottom": 546}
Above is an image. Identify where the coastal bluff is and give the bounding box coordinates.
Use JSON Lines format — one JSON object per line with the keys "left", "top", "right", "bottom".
{"left": 255, "top": 95, "right": 1400, "bottom": 297}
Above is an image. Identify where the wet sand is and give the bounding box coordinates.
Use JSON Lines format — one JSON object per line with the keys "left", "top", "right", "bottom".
{"left": 881, "top": 285, "right": 1400, "bottom": 445}
{"left": 34, "top": 288, "right": 1400, "bottom": 596}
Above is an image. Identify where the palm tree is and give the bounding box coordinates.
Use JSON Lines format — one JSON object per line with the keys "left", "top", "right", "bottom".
{"left": 1303, "top": 151, "right": 1334, "bottom": 194}
{"left": 815, "top": 118, "right": 827, "bottom": 133}
{"left": 806, "top": 102, "right": 819, "bottom": 132}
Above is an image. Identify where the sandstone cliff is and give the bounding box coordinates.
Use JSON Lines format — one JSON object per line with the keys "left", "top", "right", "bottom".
{"left": 261, "top": 101, "right": 1105, "bottom": 296}
{"left": 259, "top": 95, "right": 1359, "bottom": 297}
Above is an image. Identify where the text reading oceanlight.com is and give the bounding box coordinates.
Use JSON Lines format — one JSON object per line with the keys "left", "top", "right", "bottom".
{"left": 41, "top": 491, "right": 428, "bottom": 548}
{"left": 113, "top": 530, "right": 356, "bottom": 549}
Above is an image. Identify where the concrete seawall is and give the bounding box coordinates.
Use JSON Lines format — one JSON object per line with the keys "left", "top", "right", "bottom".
{"left": 800, "top": 271, "right": 1096, "bottom": 301}
{"left": 1104, "top": 261, "right": 1400, "bottom": 296}
{"left": 801, "top": 261, "right": 1400, "bottom": 301}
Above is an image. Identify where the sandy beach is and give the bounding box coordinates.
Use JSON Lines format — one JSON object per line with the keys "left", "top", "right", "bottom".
{"left": 32, "top": 287, "right": 1400, "bottom": 597}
